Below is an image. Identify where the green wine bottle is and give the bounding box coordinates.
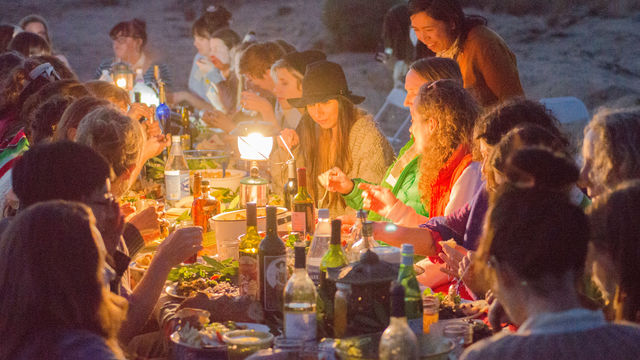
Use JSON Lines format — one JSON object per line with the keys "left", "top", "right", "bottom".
{"left": 397, "top": 244, "right": 423, "bottom": 335}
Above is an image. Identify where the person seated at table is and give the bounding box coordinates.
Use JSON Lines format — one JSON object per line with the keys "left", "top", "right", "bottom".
{"left": 19, "top": 14, "right": 71, "bottom": 69}
{"left": 8, "top": 31, "right": 51, "bottom": 57}
{"left": 32, "top": 54, "right": 76, "bottom": 79}
{"left": 588, "top": 180, "right": 640, "bottom": 323}
{"left": 74, "top": 105, "right": 163, "bottom": 254}
{"left": 26, "top": 95, "right": 73, "bottom": 144}
{"left": 84, "top": 79, "right": 130, "bottom": 112}
{"left": 0, "top": 50, "right": 24, "bottom": 76}
{"left": 0, "top": 24, "right": 21, "bottom": 52}
{"left": 580, "top": 106, "right": 640, "bottom": 199}
{"left": 408, "top": 0, "right": 524, "bottom": 107}
{"left": 459, "top": 154, "right": 640, "bottom": 360}
{"left": 172, "top": 5, "right": 233, "bottom": 111}
{"left": 323, "top": 57, "right": 461, "bottom": 222}
{"left": 276, "top": 60, "right": 394, "bottom": 216}
{"left": 54, "top": 96, "right": 110, "bottom": 141}
{"left": 346, "top": 79, "right": 482, "bottom": 225}
{"left": 95, "top": 18, "right": 171, "bottom": 89}
{"left": 0, "top": 200, "right": 128, "bottom": 359}
{"left": 19, "top": 79, "right": 88, "bottom": 131}
{"left": 9, "top": 141, "right": 203, "bottom": 348}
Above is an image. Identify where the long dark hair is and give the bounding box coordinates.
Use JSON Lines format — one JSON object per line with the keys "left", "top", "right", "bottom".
{"left": 298, "top": 96, "right": 358, "bottom": 207}
{"left": 0, "top": 201, "right": 127, "bottom": 359}
{"left": 407, "top": 0, "right": 487, "bottom": 46}
{"left": 192, "top": 5, "right": 232, "bottom": 38}
{"left": 589, "top": 180, "right": 640, "bottom": 323}
{"left": 382, "top": 4, "right": 414, "bottom": 64}
{"left": 8, "top": 31, "right": 51, "bottom": 57}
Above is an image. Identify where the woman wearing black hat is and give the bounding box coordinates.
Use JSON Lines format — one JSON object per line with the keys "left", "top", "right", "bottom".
{"left": 282, "top": 60, "right": 394, "bottom": 216}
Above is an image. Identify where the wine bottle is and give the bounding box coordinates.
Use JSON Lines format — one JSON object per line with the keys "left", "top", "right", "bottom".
{"left": 259, "top": 205, "right": 287, "bottom": 316}
{"left": 180, "top": 106, "right": 192, "bottom": 150}
{"left": 164, "top": 135, "right": 189, "bottom": 208}
{"left": 292, "top": 167, "right": 315, "bottom": 238}
{"left": 397, "top": 244, "right": 423, "bottom": 335}
{"left": 306, "top": 208, "right": 330, "bottom": 286}
{"left": 379, "top": 283, "right": 419, "bottom": 360}
{"left": 238, "top": 202, "right": 260, "bottom": 299}
{"left": 320, "top": 219, "right": 348, "bottom": 274}
{"left": 154, "top": 65, "right": 170, "bottom": 132}
{"left": 284, "top": 242, "right": 317, "bottom": 341}
{"left": 282, "top": 159, "right": 298, "bottom": 211}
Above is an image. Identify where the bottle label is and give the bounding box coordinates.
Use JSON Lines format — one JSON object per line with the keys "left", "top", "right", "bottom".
{"left": 285, "top": 312, "right": 316, "bottom": 340}
{"left": 179, "top": 172, "right": 190, "bottom": 198}
{"left": 239, "top": 253, "right": 259, "bottom": 299}
{"left": 306, "top": 258, "right": 321, "bottom": 286}
{"left": 263, "top": 255, "right": 287, "bottom": 311}
{"left": 165, "top": 172, "right": 181, "bottom": 201}
{"left": 408, "top": 317, "right": 423, "bottom": 335}
{"left": 291, "top": 211, "right": 306, "bottom": 233}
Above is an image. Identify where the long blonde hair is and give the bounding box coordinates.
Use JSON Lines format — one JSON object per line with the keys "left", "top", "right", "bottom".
{"left": 0, "top": 201, "right": 127, "bottom": 359}
{"left": 415, "top": 80, "right": 479, "bottom": 207}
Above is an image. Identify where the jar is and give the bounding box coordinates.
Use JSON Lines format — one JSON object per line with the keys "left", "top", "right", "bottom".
{"left": 333, "top": 283, "right": 351, "bottom": 338}
{"left": 422, "top": 295, "right": 439, "bottom": 333}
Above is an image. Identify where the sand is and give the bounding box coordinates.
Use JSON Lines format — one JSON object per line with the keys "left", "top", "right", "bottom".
{"left": 3, "top": 0, "right": 640, "bottom": 137}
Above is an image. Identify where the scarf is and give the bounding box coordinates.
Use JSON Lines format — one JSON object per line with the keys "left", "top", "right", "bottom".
{"left": 429, "top": 144, "right": 472, "bottom": 217}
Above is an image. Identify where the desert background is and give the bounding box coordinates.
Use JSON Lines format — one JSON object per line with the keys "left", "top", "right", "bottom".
{"left": 2, "top": 0, "right": 640, "bottom": 143}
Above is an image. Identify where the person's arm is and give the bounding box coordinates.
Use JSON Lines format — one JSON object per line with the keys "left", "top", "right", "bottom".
{"left": 471, "top": 28, "right": 524, "bottom": 102}
{"left": 371, "top": 221, "right": 436, "bottom": 256}
{"left": 342, "top": 178, "right": 373, "bottom": 210}
{"left": 384, "top": 200, "right": 429, "bottom": 227}
{"left": 118, "top": 227, "right": 202, "bottom": 343}
{"left": 444, "top": 162, "right": 483, "bottom": 216}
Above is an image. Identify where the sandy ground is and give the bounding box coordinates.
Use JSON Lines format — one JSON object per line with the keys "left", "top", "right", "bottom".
{"left": 3, "top": 0, "right": 640, "bottom": 137}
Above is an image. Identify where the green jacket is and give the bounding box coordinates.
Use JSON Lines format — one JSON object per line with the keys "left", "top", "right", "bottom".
{"left": 343, "top": 138, "right": 428, "bottom": 221}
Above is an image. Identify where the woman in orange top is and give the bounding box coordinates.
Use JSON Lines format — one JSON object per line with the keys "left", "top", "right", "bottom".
{"left": 408, "top": 0, "right": 524, "bottom": 107}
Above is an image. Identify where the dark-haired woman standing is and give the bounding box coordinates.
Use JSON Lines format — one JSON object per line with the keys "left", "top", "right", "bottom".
{"left": 408, "top": 0, "right": 524, "bottom": 106}
{"left": 95, "top": 19, "right": 171, "bottom": 89}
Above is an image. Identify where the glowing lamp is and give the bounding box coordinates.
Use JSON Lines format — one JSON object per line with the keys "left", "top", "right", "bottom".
{"left": 111, "top": 62, "right": 133, "bottom": 91}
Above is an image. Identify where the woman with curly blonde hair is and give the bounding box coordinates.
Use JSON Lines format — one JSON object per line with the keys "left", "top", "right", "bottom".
{"left": 580, "top": 107, "right": 640, "bottom": 199}
{"left": 363, "top": 79, "right": 482, "bottom": 226}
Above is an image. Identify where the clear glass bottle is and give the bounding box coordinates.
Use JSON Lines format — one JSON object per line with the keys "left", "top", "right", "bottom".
{"left": 259, "top": 206, "right": 287, "bottom": 317}
{"left": 180, "top": 106, "right": 192, "bottom": 150}
{"left": 282, "top": 159, "right": 298, "bottom": 211}
{"left": 191, "top": 173, "right": 204, "bottom": 227}
{"left": 292, "top": 167, "right": 315, "bottom": 238}
{"left": 164, "top": 135, "right": 189, "bottom": 208}
{"left": 333, "top": 282, "right": 351, "bottom": 338}
{"left": 198, "top": 181, "right": 221, "bottom": 232}
{"left": 306, "top": 208, "right": 330, "bottom": 286}
{"left": 345, "top": 209, "right": 367, "bottom": 262}
{"left": 347, "top": 220, "right": 378, "bottom": 263}
{"left": 379, "top": 283, "right": 419, "bottom": 360}
{"left": 238, "top": 202, "right": 261, "bottom": 299}
{"left": 284, "top": 242, "right": 317, "bottom": 342}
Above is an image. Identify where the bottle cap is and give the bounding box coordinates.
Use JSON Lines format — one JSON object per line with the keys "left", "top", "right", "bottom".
{"left": 390, "top": 282, "right": 405, "bottom": 317}
{"left": 294, "top": 243, "right": 306, "bottom": 269}
{"left": 356, "top": 209, "right": 367, "bottom": 219}
{"left": 318, "top": 208, "right": 329, "bottom": 219}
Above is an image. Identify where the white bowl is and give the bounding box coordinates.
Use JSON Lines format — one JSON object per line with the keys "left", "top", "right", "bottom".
{"left": 191, "top": 169, "right": 245, "bottom": 193}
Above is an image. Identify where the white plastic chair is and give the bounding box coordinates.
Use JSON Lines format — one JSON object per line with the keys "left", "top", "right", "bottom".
{"left": 539, "top": 96, "right": 590, "bottom": 144}
{"left": 375, "top": 88, "right": 411, "bottom": 151}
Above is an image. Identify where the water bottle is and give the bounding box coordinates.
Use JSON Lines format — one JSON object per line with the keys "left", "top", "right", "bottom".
{"left": 306, "top": 208, "right": 331, "bottom": 286}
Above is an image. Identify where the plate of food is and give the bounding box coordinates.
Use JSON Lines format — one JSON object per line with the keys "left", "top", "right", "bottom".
{"left": 171, "top": 320, "right": 270, "bottom": 354}
{"left": 166, "top": 279, "right": 241, "bottom": 299}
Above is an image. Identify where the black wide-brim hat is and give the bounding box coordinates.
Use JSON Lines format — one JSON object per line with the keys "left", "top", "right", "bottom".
{"left": 288, "top": 60, "right": 365, "bottom": 108}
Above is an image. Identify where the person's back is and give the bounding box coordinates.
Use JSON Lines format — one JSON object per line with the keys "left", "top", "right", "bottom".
{"left": 14, "top": 329, "right": 122, "bottom": 360}
{"left": 462, "top": 309, "right": 640, "bottom": 360}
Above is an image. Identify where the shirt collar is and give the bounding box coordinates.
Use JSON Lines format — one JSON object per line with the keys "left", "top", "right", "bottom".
{"left": 518, "top": 308, "right": 606, "bottom": 335}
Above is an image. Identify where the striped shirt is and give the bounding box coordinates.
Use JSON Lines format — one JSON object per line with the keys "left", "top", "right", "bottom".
{"left": 95, "top": 58, "right": 172, "bottom": 90}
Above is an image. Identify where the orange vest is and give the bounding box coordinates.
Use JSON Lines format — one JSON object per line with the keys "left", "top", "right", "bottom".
{"left": 429, "top": 144, "right": 473, "bottom": 217}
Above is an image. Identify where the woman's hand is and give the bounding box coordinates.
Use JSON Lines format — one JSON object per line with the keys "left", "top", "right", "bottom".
{"left": 196, "top": 57, "right": 214, "bottom": 76}
{"left": 278, "top": 128, "right": 299, "bottom": 150}
{"left": 486, "top": 290, "right": 510, "bottom": 333}
{"left": 318, "top": 167, "right": 354, "bottom": 194}
{"left": 141, "top": 122, "right": 170, "bottom": 161}
{"left": 128, "top": 206, "right": 160, "bottom": 235}
{"left": 241, "top": 91, "right": 274, "bottom": 119}
{"left": 154, "top": 226, "right": 203, "bottom": 269}
{"left": 128, "top": 103, "right": 155, "bottom": 122}
{"left": 358, "top": 183, "right": 399, "bottom": 217}
{"left": 439, "top": 242, "right": 466, "bottom": 278}
{"left": 202, "top": 109, "right": 235, "bottom": 133}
